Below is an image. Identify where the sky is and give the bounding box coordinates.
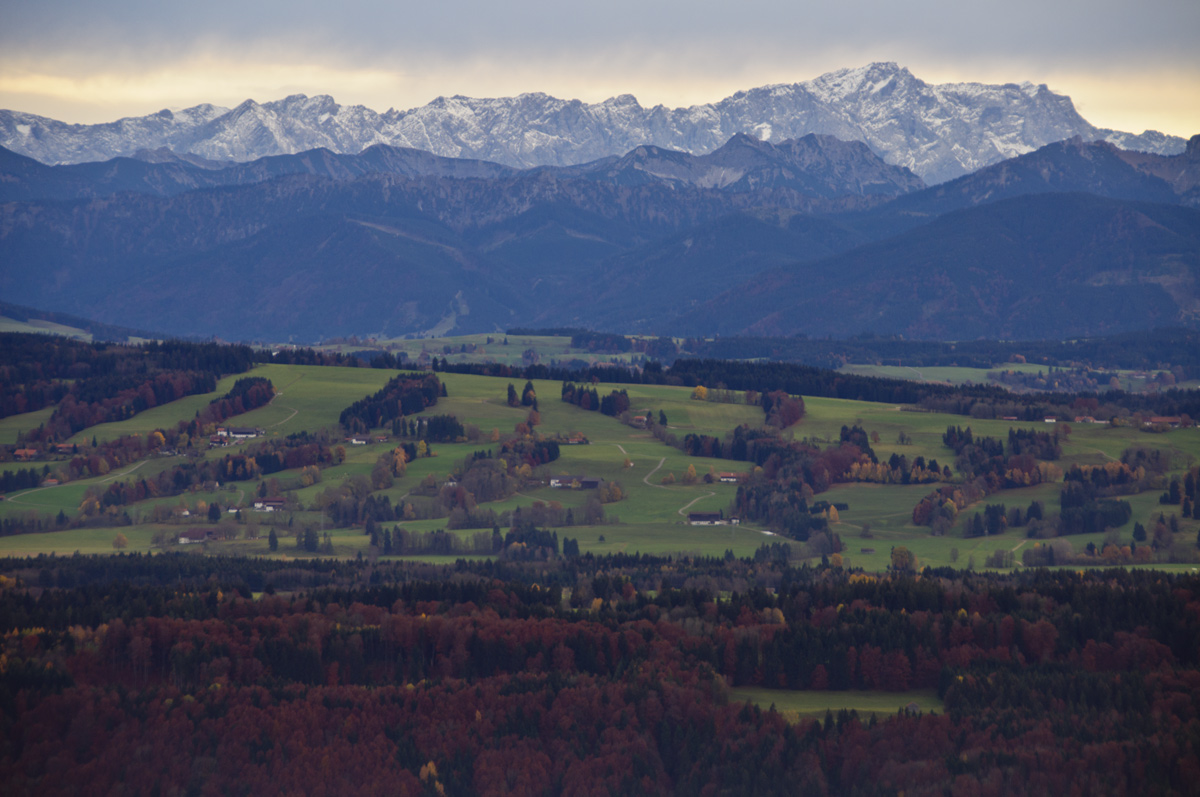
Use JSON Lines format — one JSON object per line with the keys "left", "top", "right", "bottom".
{"left": 2, "top": 0, "right": 1198, "bottom": 137}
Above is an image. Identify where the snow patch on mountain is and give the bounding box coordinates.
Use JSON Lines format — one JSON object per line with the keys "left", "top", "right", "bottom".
{"left": 0, "top": 63, "right": 1187, "bottom": 182}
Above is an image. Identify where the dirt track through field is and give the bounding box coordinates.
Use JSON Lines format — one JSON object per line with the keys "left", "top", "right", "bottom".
{"left": 677, "top": 492, "right": 716, "bottom": 516}
{"left": 643, "top": 457, "right": 667, "bottom": 486}
{"left": 5, "top": 459, "right": 149, "bottom": 508}
{"left": 266, "top": 374, "right": 305, "bottom": 428}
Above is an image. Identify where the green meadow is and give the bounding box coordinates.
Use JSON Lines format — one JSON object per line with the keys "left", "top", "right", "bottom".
{"left": 0, "top": 315, "right": 92, "bottom": 340}
{"left": 841, "top": 361, "right": 1193, "bottom": 394}
{"left": 3, "top": 361, "right": 1197, "bottom": 569}
{"left": 0, "top": 406, "right": 55, "bottom": 446}
{"left": 840, "top": 362, "right": 1045, "bottom": 385}
{"left": 729, "top": 687, "right": 944, "bottom": 722}
{"left": 323, "top": 333, "right": 644, "bottom": 369}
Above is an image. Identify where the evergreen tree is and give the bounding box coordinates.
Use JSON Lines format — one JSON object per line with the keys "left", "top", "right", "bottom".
{"left": 268, "top": 527, "right": 278, "bottom": 552}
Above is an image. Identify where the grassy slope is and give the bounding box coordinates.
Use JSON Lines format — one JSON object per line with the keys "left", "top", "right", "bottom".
{"left": 3, "top": 366, "right": 1198, "bottom": 567}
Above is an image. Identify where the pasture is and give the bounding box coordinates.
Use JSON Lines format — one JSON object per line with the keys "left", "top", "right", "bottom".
{"left": 3, "top": 361, "right": 1197, "bottom": 570}
{"left": 325, "top": 333, "right": 644, "bottom": 369}
{"left": 729, "top": 687, "right": 945, "bottom": 722}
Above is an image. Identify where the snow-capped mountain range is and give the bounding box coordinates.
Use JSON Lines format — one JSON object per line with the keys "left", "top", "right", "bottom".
{"left": 0, "top": 62, "right": 1187, "bottom": 182}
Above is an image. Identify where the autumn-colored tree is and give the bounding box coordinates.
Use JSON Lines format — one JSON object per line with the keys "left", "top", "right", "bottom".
{"left": 370, "top": 456, "right": 394, "bottom": 490}
{"left": 891, "top": 546, "right": 916, "bottom": 572}
{"left": 112, "top": 533, "right": 128, "bottom": 549}
{"left": 691, "top": 385, "right": 708, "bottom": 401}
{"left": 683, "top": 464, "right": 698, "bottom": 484}
{"left": 391, "top": 446, "right": 408, "bottom": 476}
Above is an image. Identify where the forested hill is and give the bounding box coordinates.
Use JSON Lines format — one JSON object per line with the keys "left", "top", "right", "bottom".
{"left": 3, "top": 132, "right": 1198, "bottom": 343}
{"left": 1, "top": 553, "right": 1198, "bottom": 794}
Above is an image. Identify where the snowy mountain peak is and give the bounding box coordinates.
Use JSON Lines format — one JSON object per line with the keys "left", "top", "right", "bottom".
{"left": 0, "top": 64, "right": 1187, "bottom": 181}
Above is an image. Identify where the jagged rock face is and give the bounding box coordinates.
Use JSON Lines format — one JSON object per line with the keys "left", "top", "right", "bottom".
{"left": 0, "top": 63, "right": 1187, "bottom": 182}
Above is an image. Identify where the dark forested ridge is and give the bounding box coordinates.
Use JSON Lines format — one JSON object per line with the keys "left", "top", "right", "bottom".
{"left": 674, "top": 192, "right": 1200, "bottom": 340}
{"left": 3, "top": 134, "right": 1198, "bottom": 342}
{"left": 1, "top": 553, "right": 1198, "bottom": 795}
{"left": 676, "top": 327, "right": 1200, "bottom": 375}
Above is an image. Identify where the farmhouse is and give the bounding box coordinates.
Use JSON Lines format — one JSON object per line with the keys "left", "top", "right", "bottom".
{"left": 178, "top": 529, "right": 215, "bottom": 545}
{"left": 1145, "top": 416, "right": 1183, "bottom": 428}
{"left": 549, "top": 475, "right": 602, "bottom": 489}
{"left": 560, "top": 433, "right": 589, "bottom": 445}
{"left": 718, "top": 472, "right": 745, "bottom": 483}
{"left": 14, "top": 448, "right": 38, "bottom": 461}
{"left": 254, "top": 497, "right": 286, "bottom": 512}
{"left": 686, "top": 512, "right": 741, "bottom": 526}
{"left": 226, "top": 427, "right": 262, "bottom": 439}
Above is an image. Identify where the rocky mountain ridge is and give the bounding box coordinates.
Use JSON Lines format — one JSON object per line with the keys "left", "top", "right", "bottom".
{"left": 1, "top": 62, "right": 1186, "bottom": 183}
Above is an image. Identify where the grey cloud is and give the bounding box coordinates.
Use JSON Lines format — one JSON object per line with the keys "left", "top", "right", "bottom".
{"left": 4, "top": 0, "right": 1197, "bottom": 69}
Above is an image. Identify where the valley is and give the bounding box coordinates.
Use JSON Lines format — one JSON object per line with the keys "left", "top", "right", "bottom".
{"left": 2, "top": 334, "right": 1196, "bottom": 573}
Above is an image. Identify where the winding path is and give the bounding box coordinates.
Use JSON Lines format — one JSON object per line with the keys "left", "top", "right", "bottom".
{"left": 265, "top": 374, "right": 305, "bottom": 428}
{"left": 637, "top": 456, "right": 732, "bottom": 521}
{"left": 643, "top": 457, "right": 667, "bottom": 487}
{"left": 676, "top": 491, "right": 717, "bottom": 517}
{"left": 5, "top": 459, "right": 150, "bottom": 508}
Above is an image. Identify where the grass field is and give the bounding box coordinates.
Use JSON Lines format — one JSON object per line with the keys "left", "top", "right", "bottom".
{"left": 321, "top": 333, "right": 644, "bottom": 369}
{"left": 841, "top": 362, "right": 1194, "bottom": 394}
{"left": 4, "top": 363, "right": 1198, "bottom": 568}
{"left": 729, "top": 687, "right": 944, "bottom": 722}
{"left": 0, "top": 406, "right": 55, "bottom": 446}
{"left": 840, "top": 362, "right": 1044, "bottom": 386}
{"left": 0, "top": 315, "right": 92, "bottom": 340}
